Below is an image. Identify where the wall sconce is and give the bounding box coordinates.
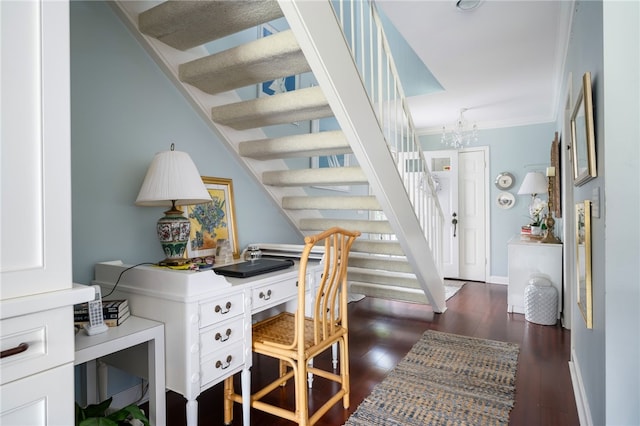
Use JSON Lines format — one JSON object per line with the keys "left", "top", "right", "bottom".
{"left": 135, "top": 144, "right": 211, "bottom": 265}
{"left": 541, "top": 167, "right": 561, "bottom": 244}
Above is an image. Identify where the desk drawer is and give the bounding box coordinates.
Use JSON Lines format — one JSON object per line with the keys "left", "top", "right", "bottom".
{"left": 200, "top": 342, "right": 244, "bottom": 388}
{"left": 200, "top": 317, "right": 244, "bottom": 359}
{"left": 252, "top": 277, "right": 300, "bottom": 312}
{"left": 0, "top": 307, "right": 72, "bottom": 385}
{"left": 199, "top": 292, "right": 244, "bottom": 328}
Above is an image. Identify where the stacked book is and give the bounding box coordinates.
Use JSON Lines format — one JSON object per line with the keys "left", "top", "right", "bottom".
{"left": 74, "top": 299, "right": 130, "bottom": 327}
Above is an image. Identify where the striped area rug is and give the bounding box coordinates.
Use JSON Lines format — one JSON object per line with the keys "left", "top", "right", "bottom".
{"left": 344, "top": 330, "right": 519, "bottom": 426}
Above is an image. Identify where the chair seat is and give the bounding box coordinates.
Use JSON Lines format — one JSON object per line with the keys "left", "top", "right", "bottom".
{"left": 253, "top": 312, "right": 344, "bottom": 356}
{"left": 253, "top": 312, "right": 313, "bottom": 348}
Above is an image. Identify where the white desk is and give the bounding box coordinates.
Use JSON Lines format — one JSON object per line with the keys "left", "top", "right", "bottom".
{"left": 75, "top": 315, "right": 166, "bottom": 426}
{"left": 92, "top": 260, "right": 321, "bottom": 426}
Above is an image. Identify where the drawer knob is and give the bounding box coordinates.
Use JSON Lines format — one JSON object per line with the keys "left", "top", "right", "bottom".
{"left": 0, "top": 342, "right": 28, "bottom": 359}
{"left": 259, "top": 289, "right": 272, "bottom": 300}
{"left": 215, "top": 355, "right": 233, "bottom": 370}
{"left": 215, "top": 301, "right": 232, "bottom": 314}
{"left": 215, "top": 329, "right": 232, "bottom": 342}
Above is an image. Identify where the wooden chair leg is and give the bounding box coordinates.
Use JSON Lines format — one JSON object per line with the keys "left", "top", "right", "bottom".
{"left": 279, "top": 359, "right": 289, "bottom": 386}
{"left": 341, "top": 337, "right": 350, "bottom": 408}
{"left": 223, "top": 377, "right": 234, "bottom": 424}
{"left": 296, "top": 360, "right": 310, "bottom": 426}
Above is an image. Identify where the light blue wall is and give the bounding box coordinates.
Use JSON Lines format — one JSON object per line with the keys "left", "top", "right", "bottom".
{"left": 420, "top": 122, "right": 556, "bottom": 279}
{"left": 561, "top": 2, "right": 606, "bottom": 424}
{"left": 70, "top": 2, "right": 302, "bottom": 287}
{"left": 561, "top": 1, "right": 640, "bottom": 424}
{"left": 602, "top": 2, "right": 640, "bottom": 423}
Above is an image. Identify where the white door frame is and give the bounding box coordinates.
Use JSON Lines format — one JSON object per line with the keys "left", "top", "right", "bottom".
{"left": 425, "top": 147, "right": 490, "bottom": 281}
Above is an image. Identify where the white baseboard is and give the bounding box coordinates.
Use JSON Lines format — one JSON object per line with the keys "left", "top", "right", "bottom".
{"left": 569, "top": 350, "right": 593, "bottom": 426}
{"left": 488, "top": 275, "right": 508, "bottom": 285}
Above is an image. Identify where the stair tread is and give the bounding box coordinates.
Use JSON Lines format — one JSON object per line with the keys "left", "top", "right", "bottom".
{"left": 351, "top": 240, "right": 404, "bottom": 256}
{"left": 283, "top": 195, "right": 380, "bottom": 210}
{"left": 139, "top": 0, "right": 283, "bottom": 50}
{"left": 300, "top": 218, "right": 393, "bottom": 234}
{"left": 348, "top": 256, "right": 413, "bottom": 273}
{"left": 349, "top": 269, "right": 420, "bottom": 288}
{"left": 239, "top": 131, "right": 351, "bottom": 160}
{"left": 263, "top": 166, "right": 367, "bottom": 187}
{"left": 211, "top": 87, "right": 332, "bottom": 130}
{"left": 349, "top": 282, "right": 429, "bottom": 304}
{"left": 180, "top": 30, "right": 311, "bottom": 95}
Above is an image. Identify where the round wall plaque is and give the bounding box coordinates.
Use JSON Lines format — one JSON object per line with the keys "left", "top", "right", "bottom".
{"left": 495, "top": 172, "right": 515, "bottom": 190}
{"left": 496, "top": 191, "right": 515, "bottom": 209}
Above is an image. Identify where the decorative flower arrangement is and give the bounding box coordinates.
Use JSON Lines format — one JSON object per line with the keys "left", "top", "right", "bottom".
{"left": 529, "top": 198, "right": 548, "bottom": 227}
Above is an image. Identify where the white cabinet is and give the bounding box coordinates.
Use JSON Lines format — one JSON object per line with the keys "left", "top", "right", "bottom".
{"left": 1, "top": 2, "right": 94, "bottom": 423}
{"left": 0, "top": 364, "right": 74, "bottom": 425}
{"left": 507, "top": 237, "right": 563, "bottom": 319}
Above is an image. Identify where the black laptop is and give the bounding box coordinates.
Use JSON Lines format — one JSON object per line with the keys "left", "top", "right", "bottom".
{"left": 213, "top": 258, "right": 294, "bottom": 278}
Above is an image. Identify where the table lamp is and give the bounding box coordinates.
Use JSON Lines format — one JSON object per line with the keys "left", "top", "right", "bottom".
{"left": 135, "top": 144, "right": 211, "bottom": 265}
{"left": 518, "top": 171, "right": 547, "bottom": 203}
{"left": 517, "top": 171, "right": 548, "bottom": 231}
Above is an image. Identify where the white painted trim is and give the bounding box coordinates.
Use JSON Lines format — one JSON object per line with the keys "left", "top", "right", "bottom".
{"left": 569, "top": 349, "right": 593, "bottom": 426}
{"left": 488, "top": 275, "right": 508, "bottom": 285}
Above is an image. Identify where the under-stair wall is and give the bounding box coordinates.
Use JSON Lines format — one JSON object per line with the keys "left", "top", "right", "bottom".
{"left": 112, "top": 0, "right": 446, "bottom": 312}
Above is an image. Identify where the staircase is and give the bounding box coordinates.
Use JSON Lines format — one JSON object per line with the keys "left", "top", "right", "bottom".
{"left": 112, "top": 0, "right": 446, "bottom": 312}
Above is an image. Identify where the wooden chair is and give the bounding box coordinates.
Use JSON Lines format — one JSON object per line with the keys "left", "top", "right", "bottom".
{"left": 224, "top": 227, "right": 360, "bottom": 425}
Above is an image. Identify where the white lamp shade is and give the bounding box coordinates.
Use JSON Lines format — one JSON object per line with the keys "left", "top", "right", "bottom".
{"left": 517, "top": 172, "right": 547, "bottom": 196}
{"left": 135, "top": 149, "right": 211, "bottom": 207}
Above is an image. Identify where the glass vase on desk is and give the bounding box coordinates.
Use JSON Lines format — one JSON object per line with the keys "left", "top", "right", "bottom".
{"left": 244, "top": 245, "right": 262, "bottom": 262}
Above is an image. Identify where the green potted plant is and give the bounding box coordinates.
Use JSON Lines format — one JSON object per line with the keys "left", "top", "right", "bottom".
{"left": 75, "top": 397, "right": 149, "bottom": 426}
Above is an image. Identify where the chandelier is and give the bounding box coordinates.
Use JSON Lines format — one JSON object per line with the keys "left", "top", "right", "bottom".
{"left": 441, "top": 108, "right": 478, "bottom": 149}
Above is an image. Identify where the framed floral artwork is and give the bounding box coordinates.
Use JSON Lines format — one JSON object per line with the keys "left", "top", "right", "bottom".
{"left": 184, "top": 177, "right": 239, "bottom": 259}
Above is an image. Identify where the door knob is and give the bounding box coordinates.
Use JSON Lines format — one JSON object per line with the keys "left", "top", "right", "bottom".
{"left": 452, "top": 212, "right": 458, "bottom": 237}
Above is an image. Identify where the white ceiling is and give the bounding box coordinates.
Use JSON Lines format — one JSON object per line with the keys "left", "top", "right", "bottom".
{"left": 377, "top": 0, "right": 574, "bottom": 134}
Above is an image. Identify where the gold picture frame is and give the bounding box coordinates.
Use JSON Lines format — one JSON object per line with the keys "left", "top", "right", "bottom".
{"left": 184, "top": 177, "right": 239, "bottom": 260}
{"left": 575, "top": 200, "right": 593, "bottom": 329}
{"left": 571, "top": 72, "right": 597, "bottom": 186}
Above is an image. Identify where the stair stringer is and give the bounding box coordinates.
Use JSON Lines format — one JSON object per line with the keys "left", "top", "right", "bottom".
{"left": 110, "top": 1, "right": 320, "bottom": 235}
{"left": 279, "top": 0, "right": 446, "bottom": 312}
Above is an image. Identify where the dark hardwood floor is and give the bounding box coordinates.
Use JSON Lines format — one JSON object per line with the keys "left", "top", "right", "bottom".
{"left": 156, "top": 281, "right": 579, "bottom": 425}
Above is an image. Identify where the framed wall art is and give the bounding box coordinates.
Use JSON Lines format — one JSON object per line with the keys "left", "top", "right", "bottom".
{"left": 575, "top": 200, "right": 592, "bottom": 329}
{"left": 550, "top": 132, "right": 562, "bottom": 217}
{"left": 184, "top": 177, "right": 239, "bottom": 259}
{"left": 571, "top": 72, "right": 597, "bottom": 186}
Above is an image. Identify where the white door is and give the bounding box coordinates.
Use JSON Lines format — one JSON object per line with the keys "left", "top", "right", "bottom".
{"left": 424, "top": 150, "right": 459, "bottom": 278}
{"left": 425, "top": 149, "right": 486, "bottom": 281}
{"left": 458, "top": 150, "right": 486, "bottom": 281}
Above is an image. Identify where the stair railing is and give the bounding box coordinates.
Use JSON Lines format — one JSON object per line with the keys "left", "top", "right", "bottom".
{"left": 331, "top": 0, "right": 443, "bottom": 269}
